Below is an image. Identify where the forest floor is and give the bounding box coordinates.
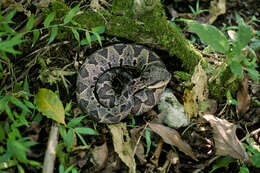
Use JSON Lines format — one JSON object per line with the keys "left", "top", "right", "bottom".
{"left": 0, "top": 0, "right": 260, "bottom": 173}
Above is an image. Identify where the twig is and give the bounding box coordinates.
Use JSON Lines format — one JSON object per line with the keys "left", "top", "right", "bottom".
{"left": 132, "top": 123, "right": 149, "bottom": 158}
{"left": 42, "top": 122, "right": 59, "bottom": 173}
{"left": 241, "top": 127, "right": 260, "bottom": 142}
{"left": 193, "top": 155, "right": 221, "bottom": 173}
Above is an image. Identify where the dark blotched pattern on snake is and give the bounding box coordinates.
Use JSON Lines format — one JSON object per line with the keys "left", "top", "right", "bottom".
{"left": 77, "top": 44, "right": 171, "bottom": 123}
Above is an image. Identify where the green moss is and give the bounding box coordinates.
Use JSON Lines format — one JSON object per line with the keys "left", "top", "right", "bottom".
{"left": 74, "top": 10, "right": 106, "bottom": 29}
{"left": 209, "top": 67, "right": 239, "bottom": 100}
{"left": 174, "top": 71, "right": 192, "bottom": 81}
{"left": 137, "top": 2, "right": 201, "bottom": 72}
{"left": 111, "top": 0, "right": 133, "bottom": 15}
{"left": 47, "top": 1, "right": 202, "bottom": 72}
{"left": 43, "top": 1, "right": 70, "bottom": 19}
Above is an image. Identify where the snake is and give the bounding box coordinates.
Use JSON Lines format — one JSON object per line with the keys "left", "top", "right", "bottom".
{"left": 76, "top": 44, "right": 171, "bottom": 123}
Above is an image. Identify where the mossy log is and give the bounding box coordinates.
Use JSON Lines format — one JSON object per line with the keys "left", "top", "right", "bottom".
{"left": 49, "top": 0, "right": 237, "bottom": 100}
{"left": 51, "top": 0, "right": 203, "bottom": 72}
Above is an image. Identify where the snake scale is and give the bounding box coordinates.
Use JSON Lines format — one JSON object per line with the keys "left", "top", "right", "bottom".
{"left": 76, "top": 44, "right": 171, "bottom": 123}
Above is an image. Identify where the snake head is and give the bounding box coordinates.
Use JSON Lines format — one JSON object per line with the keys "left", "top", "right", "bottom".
{"left": 129, "top": 65, "right": 171, "bottom": 93}
{"left": 144, "top": 65, "right": 171, "bottom": 89}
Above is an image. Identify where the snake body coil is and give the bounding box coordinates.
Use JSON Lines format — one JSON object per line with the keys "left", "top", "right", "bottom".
{"left": 77, "top": 44, "right": 171, "bottom": 123}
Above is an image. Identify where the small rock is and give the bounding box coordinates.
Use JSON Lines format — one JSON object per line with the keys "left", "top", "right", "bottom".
{"left": 158, "top": 88, "right": 190, "bottom": 129}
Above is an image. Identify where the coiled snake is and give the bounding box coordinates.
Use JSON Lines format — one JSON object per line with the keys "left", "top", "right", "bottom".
{"left": 76, "top": 44, "right": 171, "bottom": 123}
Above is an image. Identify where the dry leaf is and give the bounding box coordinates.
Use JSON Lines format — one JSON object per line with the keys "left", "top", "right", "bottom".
{"left": 203, "top": 114, "right": 251, "bottom": 162}
{"left": 33, "top": 0, "right": 51, "bottom": 8}
{"left": 191, "top": 62, "right": 209, "bottom": 116}
{"left": 130, "top": 128, "right": 147, "bottom": 165}
{"left": 150, "top": 138, "right": 164, "bottom": 166}
{"left": 206, "top": 99, "right": 218, "bottom": 115}
{"left": 158, "top": 150, "right": 179, "bottom": 173}
{"left": 108, "top": 123, "right": 136, "bottom": 173}
{"left": 91, "top": 142, "right": 108, "bottom": 171}
{"left": 237, "top": 76, "right": 250, "bottom": 116}
{"left": 209, "top": 0, "right": 226, "bottom": 24}
{"left": 183, "top": 88, "right": 196, "bottom": 118}
{"left": 149, "top": 123, "right": 197, "bottom": 161}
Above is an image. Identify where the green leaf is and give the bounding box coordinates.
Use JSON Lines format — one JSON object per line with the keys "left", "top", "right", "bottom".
{"left": 59, "top": 164, "right": 65, "bottom": 173}
{"left": 247, "top": 68, "right": 259, "bottom": 83}
{"left": 240, "top": 166, "right": 249, "bottom": 173}
{"left": 63, "top": 3, "right": 81, "bottom": 25}
{"left": 59, "top": 125, "right": 67, "bottom": 139}
{"left": 128, "top": 114, "right": 136, "bottom": 127}
{"left": 233, "top": 23, "right": 252, "bottom": 53}
{"left": 48, "top": 27, "right": 58, "bottom": 44}
{"left": 44, "top": 12, "right": 56, "bottom": 27}
{"left": 70, "top": 20, "right": 81, "bottom": 27}
{"left": 64, "top": 165, "right": 74, "bottom": 173}
{"left": 32, "top": 30, "right": 40, "bottom": 47}
{"left": 5, "top": 10, "right": 16, "bottom": 23}
{"left": 0, "top": 96, "right": 9, "bottom": 112}
{"left": 64, "top": 101, "right": 72, "bottom": 114}
{"left": 235, "top": 12, "right": 244, "bottom": 24}
{"left": 75, "top": 132, "right": 88, "bottom": 146}
{"left": 189, "top": 5, "right": 196, "bottom": 16}
{"left": 252, "top": 151, "right": 260, "bottom": 168}
{"left": 71, "top": 28, "right": 80, "bottom": 43}
{"left": 23, "top": 100, "right": 36, "bottom": 109}
{"left": 93, "top": 32, "right": 102, "bottom": 47}
{"left": 91, "top": 26, "right": 105, "bottom": 34}
{"left": 74, "top": 127, "right": 99, "bottom": 135}
{"left": 17, "top": 164, "right": 25, "bottom": 173}
{"left": 0, "top": 33, "right": 24, "bottom": 51}
{"left": 2, "top": 24, "right": 16, "bottom": 34}
{"left": 81, "top": 34, "right": 104, "bottom": 46}
{"left": 229, "top": 60, "right": 243, "bottom": 79}
{"left": 0, "top": 150, "right": 13, "bottom": 164}
{"left": 226, "top": 90, "right": 238, "bottom": 105}
{"left": 250, "top": 39, "right": 260, "bottom": 50}
{"left": 28, "top": 160, "right": 41, "bottom": 167}
{"left": 34, "top": 88, "right": 65, "bottom": 125}
{"left": 67, "top": 116, "right": 86, "bottom": 128}
{"left": 250, "top": 38, "right": 260, "bottom": 50}
{"left": 0, "top": 32, "right": 24, "bottom": 54}
{"left": 145, "top": 129, "right": 151, "bottom": 155}
{"left": 26, "top": 15, "right": 34, "bottom": 31}
{"left": 0, "top": 46, "right": 21, "bottom": 54}
{"left": 9, "top": 96, "right": 31, "bottom": 113}
{"left": 23, "top": 76, "right": 30, "bottom": 94}
{"left": 64, "top": 128, "right": 74, "bottom": 150}
{"left": 7, "top": 139, "right": 29, "bottom": 163}
{"left": 4, "top": 103, "right": 14, "bottom": 121}
{"left": 187, "top": 22, "right": 229, "bottom": 53}
{"left": 0, "top": 123, "right": 5, "bottom": 141}
{"left": 209, "top": 156, "right": 236, "bottom": 173}
{"left": 85, "top": 30, "right": 92, "bottom": 48}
